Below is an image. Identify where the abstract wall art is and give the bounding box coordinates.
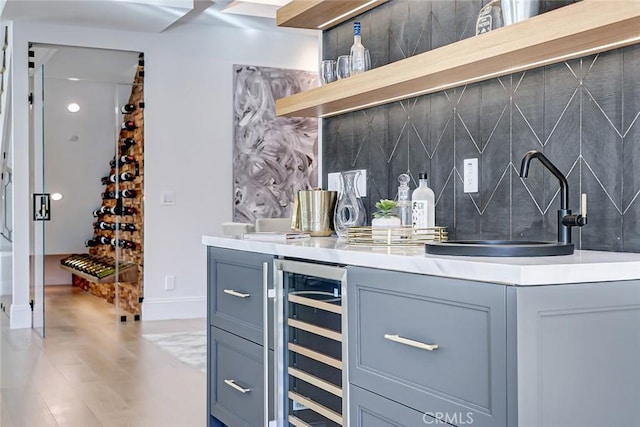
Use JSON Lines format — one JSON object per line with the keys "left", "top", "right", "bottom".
{"left": 232, "top": 64, "right": 318, "bottom": 223}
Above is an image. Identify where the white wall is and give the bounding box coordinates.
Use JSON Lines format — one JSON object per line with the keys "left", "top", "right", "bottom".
{"left": 44, "top": 79, "right": 130, "bottom": 254}
{"left": 9, "top": 20, "right": 318, "bottom": 327}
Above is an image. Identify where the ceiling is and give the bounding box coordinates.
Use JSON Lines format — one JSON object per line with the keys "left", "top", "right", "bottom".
{"left": 31, "top": 45, "right": 139, "bottom": 84}
{"left": 1, "top": 0, "right": 294, "bottom": 33}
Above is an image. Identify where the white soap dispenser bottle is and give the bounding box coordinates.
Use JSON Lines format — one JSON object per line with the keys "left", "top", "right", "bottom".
{"left": 412, "top": 172, "right": 435, "bottom": 228}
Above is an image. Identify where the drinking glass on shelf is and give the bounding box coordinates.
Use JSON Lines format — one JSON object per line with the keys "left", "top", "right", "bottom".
{"left": 364, "top": 49, "right": 371, "bottom": 71}
{"left": 337, "top": 55, "right": 352, "bottom": 79}
{"left": 320, "top": 59, "right": 337, "bottom": 85}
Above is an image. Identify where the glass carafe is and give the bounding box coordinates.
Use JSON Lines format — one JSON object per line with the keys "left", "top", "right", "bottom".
{"left": 333, "top": 170, "right": 366, "bottom": 237}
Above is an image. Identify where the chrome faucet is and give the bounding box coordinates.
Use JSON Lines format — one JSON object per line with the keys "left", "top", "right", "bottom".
{"left": 519, "top": 150, "right": 587, "bottom": 244}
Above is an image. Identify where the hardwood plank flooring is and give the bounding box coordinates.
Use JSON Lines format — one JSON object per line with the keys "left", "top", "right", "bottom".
{"left": 0, "top": 286, "right": 206, "bottom": 427}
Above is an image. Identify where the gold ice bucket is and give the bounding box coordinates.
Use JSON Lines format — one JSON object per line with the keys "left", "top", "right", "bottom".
{"left": 291, "top": 190, "right": 337, "bottom": 237}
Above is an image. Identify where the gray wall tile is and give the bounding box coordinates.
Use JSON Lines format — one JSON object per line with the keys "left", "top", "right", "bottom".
{"left": 322, "top": 0, "right": 640, "bottom": 252}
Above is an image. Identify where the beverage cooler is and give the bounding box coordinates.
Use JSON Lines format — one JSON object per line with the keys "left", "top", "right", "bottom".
{"left": 273, "top": 260, "right": 348, "bottom": 426}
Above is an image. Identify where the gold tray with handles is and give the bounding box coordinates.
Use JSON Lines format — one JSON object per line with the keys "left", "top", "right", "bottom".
{"left": 346, "top": 226, "right": 448, "bottom": 246}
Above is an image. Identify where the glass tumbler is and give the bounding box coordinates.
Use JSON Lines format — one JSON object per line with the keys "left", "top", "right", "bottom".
{"left": 320, "top": 60, "right": 337, "bottom": 85}
{"left": 364, "top": 49, "right": 371, "bottom": 71}
{"left": 337, "top": 55, "right": 352, "bottom": 79}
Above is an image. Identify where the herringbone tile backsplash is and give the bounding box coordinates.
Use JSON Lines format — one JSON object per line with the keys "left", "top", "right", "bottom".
{"left": 322, "top": 0, "right": 640, "bottom": 252}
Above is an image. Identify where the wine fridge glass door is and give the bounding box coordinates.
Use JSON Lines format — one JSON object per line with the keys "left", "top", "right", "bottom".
{"left": 275, "top": 260, "right": 348, "bottom": 427}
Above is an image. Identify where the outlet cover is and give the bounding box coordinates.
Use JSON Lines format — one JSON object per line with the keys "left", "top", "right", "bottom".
{"left": 327, "top": 170, "right": 367, "bottom": 197}
{"left": 165, "top": 275, "right": 175, "bottom": 291}
{"left": 463, "top": 158, "right": 479, "bottom": 193}
{"left": 161, "top": 191, "right": 175, "bottom": 205}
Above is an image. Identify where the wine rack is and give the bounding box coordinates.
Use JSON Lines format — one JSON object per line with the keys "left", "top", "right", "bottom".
{"left": 60, "top": 254, "right": 137, "bottom": 284}
{"left": 71, "top": 53, "right": 145, "bottom": 318}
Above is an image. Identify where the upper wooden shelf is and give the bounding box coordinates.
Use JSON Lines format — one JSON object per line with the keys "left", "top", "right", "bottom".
{"left": 276, "top": 0, "right": 388, "bottom": 30}
{"left": 276, "top": 0, "right": 640, "bottom": 118}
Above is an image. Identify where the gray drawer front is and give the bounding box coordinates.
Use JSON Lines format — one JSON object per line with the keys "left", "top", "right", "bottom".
{"left": 208, "top": 247, "right": 273, "bottom": 349}
{"left": 350, "top": 385, "right": 447, "bottom": 426}
{"left": 348, "top": 266, "right": 507, "bottom": 427}
{"left": 210, "top": 326, "right": 273, "bottom": 427}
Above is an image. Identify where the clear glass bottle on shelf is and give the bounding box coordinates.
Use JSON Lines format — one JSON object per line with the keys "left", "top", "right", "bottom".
{"left": 333, "top": 170, "right": 366, "bottom": 237}
{"left": 350, "top": 21, "right": 367, "bottom": 75}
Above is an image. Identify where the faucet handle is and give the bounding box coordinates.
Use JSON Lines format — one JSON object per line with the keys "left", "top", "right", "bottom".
{"left": 575, "top": 193, "right": 588, "bottom": 226}
{"left": 561, "top": 193, "right": 588, "bottom": 228}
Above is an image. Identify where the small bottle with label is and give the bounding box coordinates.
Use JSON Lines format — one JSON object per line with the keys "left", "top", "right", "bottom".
{"left": 476, "top": 0, "right": 503, "bottom": 35}
{"left": 397, "top": 173, "right": 412, "bottom": 227}
{"left": 412, "top": 172, "right": 435, "bottom": 228}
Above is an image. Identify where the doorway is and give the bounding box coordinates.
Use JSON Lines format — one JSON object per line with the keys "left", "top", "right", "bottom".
{"left": 29, "top": 44, "right": 143, "bottom": 336}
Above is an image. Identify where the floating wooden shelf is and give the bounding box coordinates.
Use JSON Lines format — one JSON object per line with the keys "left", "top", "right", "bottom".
{"left": 276, "top": 0, "right": 388, "bottom": 30}
{"left": 60, "top": 262, "right": 138, "bottom": 284}
{"left": 276, "top": 0, "right": 640, "bottom": 118}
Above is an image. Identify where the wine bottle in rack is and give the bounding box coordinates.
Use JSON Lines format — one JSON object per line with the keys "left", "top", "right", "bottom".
{"left": 121, "top": 104, "right": 136, "bottom": 114}
{"left": 97, "top": 236, "right": 111, "bottom": 245}
{"left": 103, "top": 172, "right": 135, "bottom": 184}
{"left": 121, "top": 137, "right": 136, "bottom": 152}
{"left": 109, "top": 206, "right": 136, "bottom": 216}
{"left": 85, "top": 238, "right": 99, "bottom": 247}
{"left": 109, "top": 155, "right": 136, "bottom": 168}
{"left": 121, "top": 121, "right": 136, "bottom": 131}
{"left": 102, "top": 189, "right": 137, "bottom": 199}
{"left": 111, "top": 238, "right": 136, "bottom": 249}
{"left": 118, "top": 223, "right": 137, "bottom": 232}
{"left": 92, "top": 209, "right": 105, "bottom": 217}
{"left": 94, "top": 221, "right": 115, "bottom": 230}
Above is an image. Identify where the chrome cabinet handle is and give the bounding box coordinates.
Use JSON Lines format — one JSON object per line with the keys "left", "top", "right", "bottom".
{"left": 384, "top": 334, "right": 439, "bottom": 351}
{"left": 223, "top": 289, "right": 250, "bottom": 298}
{"left": 224, "top": 379, "right": 251, "bottom": 394}
{"left": 262, "top": 261, "right": 269, "bottom": 426}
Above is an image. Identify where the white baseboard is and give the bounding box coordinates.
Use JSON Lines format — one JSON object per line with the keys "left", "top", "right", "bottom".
{"left": 9, "top": 304, "right": 31, "bottom": 329}
{"left": 142, "top": 296, "right": 206, "bottom": 321}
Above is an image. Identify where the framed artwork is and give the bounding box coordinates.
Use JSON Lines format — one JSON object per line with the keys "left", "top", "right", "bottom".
{"left": 232, "top": 64, "right": 318, "bottom": 223}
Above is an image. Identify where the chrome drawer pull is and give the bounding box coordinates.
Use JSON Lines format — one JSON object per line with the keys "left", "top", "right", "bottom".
{"left": 384, "top": 334, "right": 439, "bottom": 351}
{"left": 223, "top": 289, "right": 250, "bottom": 298}
{"left": 224, "top": 379, "right": 251, "bottom": 393}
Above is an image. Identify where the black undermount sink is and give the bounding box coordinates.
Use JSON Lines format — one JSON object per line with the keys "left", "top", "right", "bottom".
{"left": 425, "top": 240, "right": 575, "bottom": 257}
{"left": 425, "top": 150, "right": 585, "bottom": 257}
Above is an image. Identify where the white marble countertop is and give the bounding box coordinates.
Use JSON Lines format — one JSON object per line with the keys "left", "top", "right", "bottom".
{"left": 202, "top": 235, "right": 640, "bottom": 286}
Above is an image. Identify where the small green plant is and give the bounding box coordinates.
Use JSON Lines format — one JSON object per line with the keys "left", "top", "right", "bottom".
{"left": 373, "top": 199, "right": 398, "bottom": 218}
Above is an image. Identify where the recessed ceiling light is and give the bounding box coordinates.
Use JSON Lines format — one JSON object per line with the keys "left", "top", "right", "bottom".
{"left": 68, "top": 77, "right": 80, "bottom": 81}
{"left": 51, "top": 193, "right": 63, "bottom": 201}
{"left": 67, "top": 103, "right": 80, "bottom": 113}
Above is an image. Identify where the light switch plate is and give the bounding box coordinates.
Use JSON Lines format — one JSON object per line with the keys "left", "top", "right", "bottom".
{"left": 327, "top": 170, "right": 367, "bottom": 197}
{"left": 464, "top": 158, "right": 479, "bottom": 193}
{"left": 161, "top": 191, "right": 175, "bottom": 205}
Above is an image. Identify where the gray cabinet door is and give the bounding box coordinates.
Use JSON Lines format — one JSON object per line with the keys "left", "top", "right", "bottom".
{"left": 350, "top": 384, "right": 443, "bottom": 426}
{"left": 208, "top": 247, "right": 274, "bottom": 349}
{"left": 210, "top": 326, "right": 273, "bottom": 427}
{"left": 348, "top": 266, "right": 507, "bottom": 427}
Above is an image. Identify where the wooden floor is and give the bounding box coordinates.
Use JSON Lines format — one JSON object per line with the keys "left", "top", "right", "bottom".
{"left": 0, "top": 286, "right": 206, "bottom": 427}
